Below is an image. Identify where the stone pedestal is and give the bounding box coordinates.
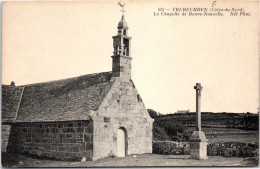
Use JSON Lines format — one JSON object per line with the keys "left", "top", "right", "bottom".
{"left": 189, "top": 131, "right": 208, "bottom": 160}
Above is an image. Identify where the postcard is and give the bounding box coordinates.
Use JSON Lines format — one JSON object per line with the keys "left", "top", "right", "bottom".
{"left": 1, "top": 0, "right": 259, "bottom": 167}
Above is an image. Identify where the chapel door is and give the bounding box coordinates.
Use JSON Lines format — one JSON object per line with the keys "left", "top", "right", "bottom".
{"left": 117, "top": 128, "right": 127, "bottom": 157}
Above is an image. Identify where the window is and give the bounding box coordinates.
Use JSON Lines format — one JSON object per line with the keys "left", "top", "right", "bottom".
{"left": 104, "top": 117, "right": 110, "bottom": 122}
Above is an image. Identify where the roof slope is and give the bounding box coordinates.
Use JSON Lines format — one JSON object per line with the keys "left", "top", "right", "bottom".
{"left": 2, "top": 85, "right": 24, "bottom": 123}
{"left": 14, "top": 72, "right": 113, "bottom": 122}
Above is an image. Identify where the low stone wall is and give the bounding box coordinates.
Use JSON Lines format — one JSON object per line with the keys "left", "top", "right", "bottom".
{"left": 7, "top": 120, "right": 93, "bottom": 161}
{"left": 153, "top": 141, "right": 258, "bottom": 158}
{"left": 152, "top": 141, "right": 190, "bottom": 155}
{"left": 207, "top": 142, "right": 259, "bottom": 157}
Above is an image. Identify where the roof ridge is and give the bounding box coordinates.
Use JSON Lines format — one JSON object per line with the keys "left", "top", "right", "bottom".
{"left": 1, "top": 85, "right": 24, "bottom": 88}
{"left": 18, "top": 71, "right": 112, "bottom": 87}
{"left": 13, "top": 86, "right": 25, "bottom": 122}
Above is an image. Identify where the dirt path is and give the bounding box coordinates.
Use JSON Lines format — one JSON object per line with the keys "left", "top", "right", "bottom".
{"left": 2, "top": 153, "right": 258, "bottom": 167}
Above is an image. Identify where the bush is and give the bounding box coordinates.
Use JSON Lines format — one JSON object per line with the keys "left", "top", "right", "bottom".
{"left": 153, "top": 115, "right": 194, "bottom": 142}
{"left": 153, "top": 125, "right": 171, "bottom": 141}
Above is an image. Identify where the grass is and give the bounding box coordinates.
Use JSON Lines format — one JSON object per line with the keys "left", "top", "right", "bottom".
{"left": 206, "top": 133, "right": 259, "bottom": 143}
{"left": 201, "top": 127, "right": 259, "bottom": 143}
{"left": 1, "top": 153, "right": 258, "bottom": 167}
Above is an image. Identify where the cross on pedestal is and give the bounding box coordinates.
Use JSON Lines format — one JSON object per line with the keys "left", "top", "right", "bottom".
{"left": 194, "top": 83, "right": 203, "bottom": 131}
{"left": 190, "top": 83, "right": 208, "bottom": 160}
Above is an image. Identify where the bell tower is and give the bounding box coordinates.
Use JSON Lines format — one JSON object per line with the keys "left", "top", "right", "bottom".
{"left": 112, "top": 5, "right": 132, "bottom": 81}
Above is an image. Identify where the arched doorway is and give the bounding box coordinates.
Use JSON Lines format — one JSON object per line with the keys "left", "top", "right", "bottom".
{"left": 117, "top": 127, "right": 128, "bottom": 157}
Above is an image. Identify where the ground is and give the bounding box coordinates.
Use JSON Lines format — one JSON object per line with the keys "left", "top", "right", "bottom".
{"left": 2, "top": 153, "right": 258, "bottom": 167}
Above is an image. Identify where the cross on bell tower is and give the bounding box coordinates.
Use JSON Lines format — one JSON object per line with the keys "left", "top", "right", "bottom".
{"left": 120, "top": 4, "right": 126, "bottom": 16}
{"left": 111, "top": 3, "right": 132, "bottom": 81}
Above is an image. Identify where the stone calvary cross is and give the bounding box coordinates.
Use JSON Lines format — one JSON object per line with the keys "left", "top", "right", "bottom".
{"left": 194, "top": 83, "right": 203, "bottom": 131}
{"left": 189, "top": 83, "right": 208, "bottom": 160}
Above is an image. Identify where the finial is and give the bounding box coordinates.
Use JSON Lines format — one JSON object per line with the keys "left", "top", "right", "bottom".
{"left": 10, "top": 81, "right": 15, "bottom": 86}
{"left": 118, "top": 2, "right": 126, "bottom": 15}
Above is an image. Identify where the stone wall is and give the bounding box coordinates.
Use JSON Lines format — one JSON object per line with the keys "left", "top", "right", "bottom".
{"left": 207, "top": 142, "right": 258, "bottom": 157}
{"left": 7, "top": 120, "right": 93, "bottom": 161}
{"left": 92, "top": 78, "right": 154, "bottom": 160}
{"left": 112, "top": 55, "right": 132, "bottom": 79}
{"left": 153, "top": 141, "right": 190, "bottom": 155}
{"left": 92, "top": 117, "right": 152, "bottom": 160}
{"left": 153, "top": 141, "right": 259, "bottom": 158}
{"left": 2, "top": 124, "right": 11, "bottom": 152}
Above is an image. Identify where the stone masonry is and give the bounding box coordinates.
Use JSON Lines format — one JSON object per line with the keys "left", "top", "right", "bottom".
{"left": 189, "top": 83, "right": 208, "bottom": 160}
{"left": 112, "top": 55, "right": 132, "bottom": 80}
{"left": 7, "top": 120, "right": 93, "bottom": 161}
{"left": 91, "top": 78, "right": 153, "bottom": 160}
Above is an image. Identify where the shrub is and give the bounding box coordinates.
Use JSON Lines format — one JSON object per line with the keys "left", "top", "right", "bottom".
{"left": 153, "top": 125, "right": 171, "bottom": 141}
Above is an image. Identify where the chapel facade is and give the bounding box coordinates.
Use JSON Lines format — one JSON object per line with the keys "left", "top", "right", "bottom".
{"left": 2, "top": 13, "right": 154, "bottom": 161}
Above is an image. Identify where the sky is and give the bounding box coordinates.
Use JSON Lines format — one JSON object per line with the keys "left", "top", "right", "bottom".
{"left": 2, "top": 1, "right": 259, "bottom": 114}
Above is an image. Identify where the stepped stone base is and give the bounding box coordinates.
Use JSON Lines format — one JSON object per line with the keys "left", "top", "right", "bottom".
{"left": 189, "top": 131, "right": 208, "bottom": 160}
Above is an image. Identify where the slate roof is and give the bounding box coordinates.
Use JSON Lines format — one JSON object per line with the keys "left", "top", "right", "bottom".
{"left": 2, "top": 85, "right": 24, "bottom": 123}
{"left": 2, "top": 72, "right": 114, "bottom": 123}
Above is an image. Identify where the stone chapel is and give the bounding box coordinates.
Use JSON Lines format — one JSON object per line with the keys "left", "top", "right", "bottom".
{"left": 2, "top": 13, "right": 154, "bottom": 161}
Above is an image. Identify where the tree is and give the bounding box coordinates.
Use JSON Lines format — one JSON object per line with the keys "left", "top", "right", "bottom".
{"left": 147, "top": 109, "right": 161, "bottom": 118}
